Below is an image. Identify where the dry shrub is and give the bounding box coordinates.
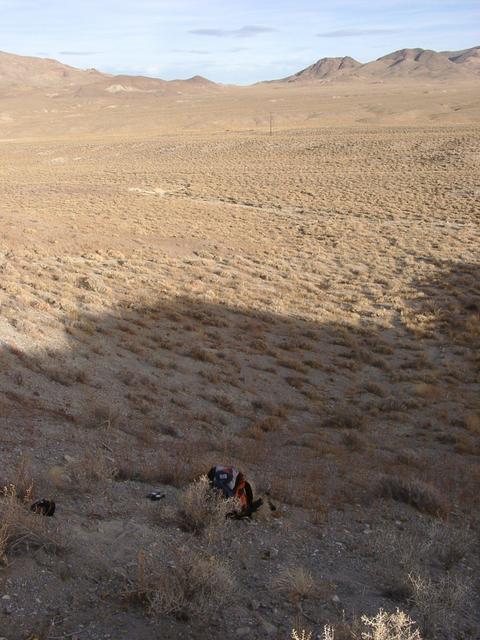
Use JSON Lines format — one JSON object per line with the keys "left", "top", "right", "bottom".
{"left": 342, "top": 431, "right": 366, "bottom": 452}
{"left": 185, "top": 346, "right": 217, "bottom": 363}
{"left": 370, "top": 521, "right": 474, "bottom": 636}
{"left": 128, "top": 546, "right": 235, "bottom": 619}
{"left": 363, "top": 381, "right": 388, "bottom": 397}
{"left": 9, "top": 455, "right": 35, "bottom": 501}
{"left": 114, "top": 459, "right": 160, "bottom": 484}
{"left": 115, "top": 448, "right": 202, "bottom": 487}
{"left": 293, "top": 631, "right": 314, "bottom": 640}
{"left": 309, "top": 611, "right": 420, "bottom": 640}
{"left": 85, "top": 402, "right": 121, "bottom": 430}
{"left": 414, "top": 383, "right": 441, "bottom": 400}
{"left": 243, "top": 416, "right": 281, "bottom": 439}
{"left": 69, "top": 449, "right": 117, "bottom": 491}
{"left": 321, "top": 406, "right": 366, "bottom": 431}
{"left": 464, "top": 414, "right": 480, "bottom": 435}
{"left": 360, "top": 609, "right": 422, "bottom": 640}
{"left": 408, "top": 573, "right": 471, "bottom": 639}
{"left": 420, "top": 522, "right": 472, "bottom": 571}
{"left": 379, "top": 476, "right": 448, "bottom": 516}
{"left": 154, "top": 457, "right": 194, "bottom": 487}
{"left": 273, "top": 566, "right": 315, "bottom": 602}
{"left": 177, "top": 475, "right": 237, "bottom": 535}
{"left": 0, "top": 485, "right": 62, "bottom": 558}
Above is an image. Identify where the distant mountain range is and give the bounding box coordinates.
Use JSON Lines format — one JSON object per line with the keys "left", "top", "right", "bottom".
{"left": 278, "top": 46, "right": 480, "bottom": 83}
{"left": 0, "top": 49, "right": 218, "bottom": 93}
{"left": 0, "top": 46, "right": 478, "bottom": 93}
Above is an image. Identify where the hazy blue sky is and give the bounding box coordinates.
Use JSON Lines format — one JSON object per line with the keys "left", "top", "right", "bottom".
{"left": 0, "top": 0, "right": 478, "bottom": 83}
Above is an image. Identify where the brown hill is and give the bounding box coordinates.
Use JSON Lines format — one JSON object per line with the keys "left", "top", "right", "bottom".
{"left": 0, "top": 50, "right": 105, "bottom": 88}
{"left": 281, "top": 56, "right": 361, "bottom": 82}
{"left": 0, "top": 50, "right": 218, "bottom": 96}
{"left": 275, "top": 46, "right": 480, "bottom": 83}
{"left": 357, "top": 48, "right": 473, "bottom": 79}
{"left": 442, "top": 45, "right": 480, "bottom": 73}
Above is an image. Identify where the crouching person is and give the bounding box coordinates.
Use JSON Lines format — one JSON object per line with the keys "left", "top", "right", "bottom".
{"left": 207, "top": 465, "right": 263, "bottom": 519}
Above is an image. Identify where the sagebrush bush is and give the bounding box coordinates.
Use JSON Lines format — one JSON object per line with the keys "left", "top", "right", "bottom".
{"left": 129, "top": 546, "right": 235, "bottom": 619}
{"left": 408, "top": 572, "right": 471, "bottom": 639}
{"left": 321, "top": 406, "right": 366, "bottom": 431}
{"left": 273, "top": 565, "right": 315, "bottom": 602}
{"left": 379, "top": 476, "right": 447, "bottom": 516}
{"left": 360, "top": 609, "right": 422, "bottom": 640}
{"left": 177, "top": 475, "right": 238, "bottom": 535}
{"left": 0, "top": 484, "right": 62, "bottom": 558}
{"left": 69, "top": 449, "right": 117, "bottom": 491}
{"left": 309, "top": 610, "right": 421, "bottom": 640}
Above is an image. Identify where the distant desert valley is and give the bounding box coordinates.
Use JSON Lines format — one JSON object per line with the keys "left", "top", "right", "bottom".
{"left": 0, "top": 45, "right": 479, "bottom": 640}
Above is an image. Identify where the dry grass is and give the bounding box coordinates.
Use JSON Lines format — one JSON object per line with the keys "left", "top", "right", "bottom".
{"left": 379, "top": 476, "right": 448, "bottom": 517}
{"left": 0, "top": 119, "right": 478, "bottom": 638}
{"left": 0, "top": 485, "right": 62, "bottom": 559}
{"left": 408, "top": 573, "right": 471, "bottom": 639}
{"left": 85, "top": 402, "right": 121, "bottom": 430}
{"left": 69, "top": 449, "right": 117, "bottom": 491}
{"left": 360, "top": 609, "right": 422, "bottom": 640}
{"left": 273, "top": 566, "right": 316, "bottom": 603}
{"left": 176, "top": 475, "right": 238, "bottom": 535}
{"left": 127, "top": 546, "right": 235, "bottom": 619}
{"left": 370, "top": 520, "right": 474, "bottom": 638}
{"left": 321, "top": 407, "right": 367, "bottom": 431}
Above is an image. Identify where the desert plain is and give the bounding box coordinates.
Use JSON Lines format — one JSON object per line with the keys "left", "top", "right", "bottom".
{"left": 0, "top": 52, "right": 479, "bottom": 640}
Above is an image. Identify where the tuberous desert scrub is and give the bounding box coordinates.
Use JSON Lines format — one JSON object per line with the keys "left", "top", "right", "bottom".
{"left": 177, "top": 475, "right": 238, "bottom": 535}
{"left": 127, "top": 546, "right": 235, "bottom": 619}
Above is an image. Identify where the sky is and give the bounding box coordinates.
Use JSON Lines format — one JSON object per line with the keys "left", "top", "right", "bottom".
{"left": 0, "top": 0, "right": 478, "bottom": 84}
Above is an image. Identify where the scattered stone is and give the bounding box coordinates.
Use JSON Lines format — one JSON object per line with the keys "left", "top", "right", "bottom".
{"left": 256, "top": 614, "right": 277, "bottom": 635}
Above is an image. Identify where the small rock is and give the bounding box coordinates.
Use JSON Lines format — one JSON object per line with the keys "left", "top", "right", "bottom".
{"left": 256, "top": 615, "right": 277, "bottom": 635}
{"left": 331, "top": 595, "right": 341, "bottom": 605}
{"left": 3, "top": 601, "right": 13, "bottom": 615}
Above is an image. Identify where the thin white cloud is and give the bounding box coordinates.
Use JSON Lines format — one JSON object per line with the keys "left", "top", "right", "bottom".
{"left": 59, "top": 50, "right": 99, "bottom": 55}
{"left": 189, "top": 25, "right": 276, "bottom": 38}
{"left": 317, "top": 28, "right": 400, "bottom": 37}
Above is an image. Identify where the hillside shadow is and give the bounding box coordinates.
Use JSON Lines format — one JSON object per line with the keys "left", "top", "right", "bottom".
{"left": 1, "top": 259, "right": 478, "bottom": 506}
{"left": 0, "top": 259, "right": 479, "bottom": 640}
{"left": 410, "top": 260, "right": 480, "bottom": 350}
